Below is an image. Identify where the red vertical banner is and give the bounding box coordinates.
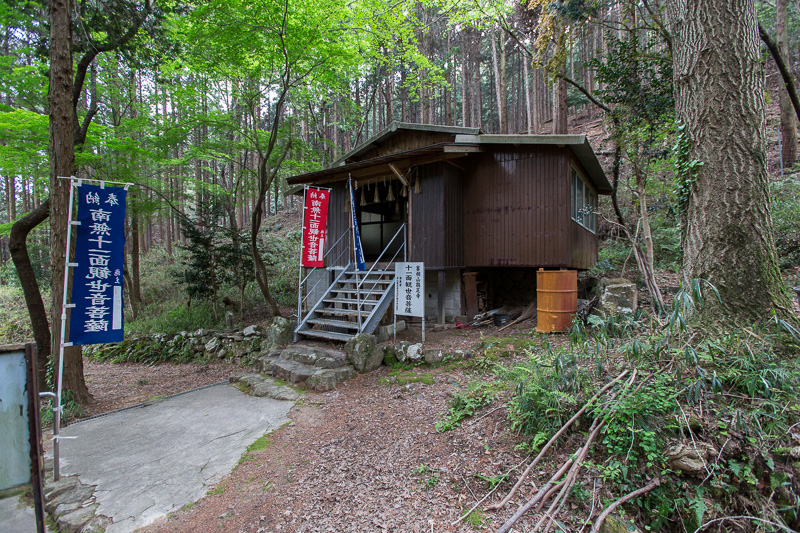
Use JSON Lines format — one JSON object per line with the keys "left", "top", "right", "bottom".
{"left": 301, "top": 187, "right": 330, "bottom": 267}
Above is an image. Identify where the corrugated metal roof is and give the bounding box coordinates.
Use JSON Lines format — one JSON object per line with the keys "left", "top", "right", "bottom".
{"left": 290, "top": 126, "right": 612, "bottom": 195}
{"left": 334, "top": 121, "right": 482, "bottom": 165}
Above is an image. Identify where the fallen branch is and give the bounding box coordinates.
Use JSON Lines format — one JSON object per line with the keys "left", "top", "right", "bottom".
{"left": 589, "top": 478, "right": 661, "bottom": 533}
{"left": 495, "top": 458, "right": 576, "bottom": 533}
{"left": 487, "top": 369, "right": 629, "bottom": 511}
{"left": 450, "top": 457, "right": 529, "bottom": 526}
{"left": 535, "top": 420, "right": 605, "bottom": 532}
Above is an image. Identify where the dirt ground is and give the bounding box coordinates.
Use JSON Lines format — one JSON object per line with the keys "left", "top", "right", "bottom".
{"left": 78, "top": 318, "right": 579, "bottom": 533}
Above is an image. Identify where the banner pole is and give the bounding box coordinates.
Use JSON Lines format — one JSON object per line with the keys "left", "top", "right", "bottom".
{"left": 54, "top": 176, "right": 78, "bottom": 481}
{"left": 296, "top": 186, "right": 307, "bottom": 331}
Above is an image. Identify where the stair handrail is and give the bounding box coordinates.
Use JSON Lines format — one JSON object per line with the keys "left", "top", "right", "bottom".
{"left": 355, "top": 223, "right": 406, "bottom": 331}
{"left": 296, "top": 230, "right": 352, "bottom": 323}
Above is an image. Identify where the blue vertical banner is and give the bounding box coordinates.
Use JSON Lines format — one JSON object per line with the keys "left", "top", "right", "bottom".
{"left": 69, "top": 183, "right": 127, "bottom": 345}
{"left": 348, "top": 176, "right": 366, "bottom": 271}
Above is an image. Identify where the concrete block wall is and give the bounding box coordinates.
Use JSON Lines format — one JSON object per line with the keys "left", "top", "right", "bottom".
{"left": 424, "top": 269, "right": 462, "bottom": 322}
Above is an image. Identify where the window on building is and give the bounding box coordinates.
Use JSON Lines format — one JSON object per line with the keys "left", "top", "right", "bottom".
{"left": 571, "top": 167, "right": 596, "bottom": 233}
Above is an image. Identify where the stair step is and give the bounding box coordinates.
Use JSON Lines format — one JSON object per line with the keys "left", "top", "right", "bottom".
{"left": 323, "top": 297, "right": 378, "bottom": 306}
{"left": 307, "top": 318, "right": 361, "bottom": 330}
{"left": 297, "top": 329, "right": 354, "bottom": 342}
{"left": 319, "top": 308, "right": 371, "bottom": 317}
{"left": 331, "top": 288, "right": 387, "bottom": 295}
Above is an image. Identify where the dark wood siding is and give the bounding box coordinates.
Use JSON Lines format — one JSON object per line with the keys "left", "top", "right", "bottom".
{"left": 463, "top": 146, "right": 574, "bottom": 268}
{"left": 355, "top": 131, "right": 458, "bottom": 161}
{"left": 409, "top": 162, "right": 464, "bottom": 268}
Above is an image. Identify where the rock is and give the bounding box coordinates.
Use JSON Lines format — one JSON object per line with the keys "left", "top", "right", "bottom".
{"left": 255, "top": 351, "right": 281, "bottom": 373}
{"left": 448, "top": 349, "right": 474, "bottom": 360}
{"left": 54, "top": 500, "right": 83, "bottom": 517}
{"left": 57, "top": 503, "right": 98, "bottom": 533}
{"left": 599, "top": 515, "right": 641, "bottom": 533}
{"left": 228, "top": 341, "right": 251, "bottom": 360}
{"left": 45, "top": 483, "right": 95, "bottom": 514}
{"left": 44, "top": 476, "right": 82, "bottom": 501}
{"left": 79, "top": 515, "right": 112, "bottom": 533}
{"left": 268, "top": 358, "right": 319, "bottom": 384}
{"left": 666, "top": 442, "right": 716, "bottom": 476}
{"left": 265, "top": 317, "right": 294, "bottom": 350}
{"left": 242, "top": 325, "right": 263, "bottom": 336}
{"left": 383, "top": 345, "right": 399, "bottom": 366}
{"left": 250, "top": 380, "right": 300, "bottom": 401}
{"left": 344, "top": 334, "right": 383, "bottom": 372}
{"left": 423, "top": 349, "right": 444, "bottom": 364}
{"left": 599, "top": 278, "right": 638, "bottom": 315}
{"left": 395, "top": 341, "right": 410, "bottom": 363}
{"left": 204, "top": 337, "right": 220, "bottom": 354}
{"left": 406, "top": 343, "right": 424, "bottom": 363}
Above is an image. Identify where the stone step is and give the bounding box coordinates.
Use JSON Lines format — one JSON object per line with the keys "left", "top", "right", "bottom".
{"left": 278, "top": 344, "right": 347, "bottom": 368}
{"left": 230, "top": 373, "right": 300, "bottom": 401}
{"left": 265, "top": 358, "right": 356, "bottom": 392}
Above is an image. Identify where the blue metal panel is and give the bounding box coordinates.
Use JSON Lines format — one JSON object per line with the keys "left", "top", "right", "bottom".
{"left": 0, "top": 348, "right": 31, "bottom": 490}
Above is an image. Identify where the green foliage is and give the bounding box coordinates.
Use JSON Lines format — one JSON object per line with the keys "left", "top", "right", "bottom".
{"left": 591, "top": 34, "right": 674, "bottom": 127}
{"left": 436, "top": 380, "right": 504, "bottom": 432}
{"left": 672, "top": 123, "right": 704, "bottom": 209}
{"left": 0, "top": 283, "right": 47, "bottom": 344}
{"left": 126, "top": 302, "right": 221, "bottom": 338}
{"left": 504, "top": 351, "right": 584, "bottom": 441}
{"left": 770, "top": 177, "right": 800, "bottom": 270}
{"left": 595, "top": 374, "right": 676, "bottom": 484}
{"left": 413, "top": 464, "right": 439, "bottom": 490}
{"left": 379, "top": 368, "right": 434, "bottom": 387}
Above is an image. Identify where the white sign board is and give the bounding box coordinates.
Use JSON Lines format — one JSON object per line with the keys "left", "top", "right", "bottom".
{"left": 395, "top": 262, "right": 424, "bottom": 317}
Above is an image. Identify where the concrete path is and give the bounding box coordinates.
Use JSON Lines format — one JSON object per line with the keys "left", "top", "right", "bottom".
{"left": 58, "top": 383, "right": 294, "bottom": 533}
{"left": 0, "top": 492, "right": 48, "bottom": 532}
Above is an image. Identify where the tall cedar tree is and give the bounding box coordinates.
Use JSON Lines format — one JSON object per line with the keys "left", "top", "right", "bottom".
{"left": 667, "top": 0, "right": 797, "bottom": 325}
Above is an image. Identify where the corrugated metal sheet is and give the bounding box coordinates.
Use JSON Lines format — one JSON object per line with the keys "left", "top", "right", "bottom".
{"left": 463, "top": 146, "right": 578, "bottom": 268}
{"left": 409, "top": 162, "right": 464, "bottom": 268}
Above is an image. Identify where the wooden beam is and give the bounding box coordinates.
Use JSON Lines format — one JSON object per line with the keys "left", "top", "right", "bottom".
{"left": 443, "top": 144, "right": 483, "bottom": 153}
{"left": 438, "top": 270, "right": 446, "bottom": 325}
{"left": 388, "top": 163, "right": 409, "bottom": 187}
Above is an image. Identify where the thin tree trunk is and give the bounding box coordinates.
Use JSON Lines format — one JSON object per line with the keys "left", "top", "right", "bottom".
{"left": 10, "top": 200, "right": 51, "bottom": 391}
{"left": 777, "top": 0, "right": 797, "bottom": 166}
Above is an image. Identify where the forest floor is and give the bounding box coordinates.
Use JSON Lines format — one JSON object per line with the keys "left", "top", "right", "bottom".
{"left": 77, "top": 318, "right": 576, "bottom": 533}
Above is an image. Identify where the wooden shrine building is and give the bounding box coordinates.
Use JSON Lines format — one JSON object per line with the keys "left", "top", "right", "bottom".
{"left": 288, "top": 122, "right": 612, "bottom": 342}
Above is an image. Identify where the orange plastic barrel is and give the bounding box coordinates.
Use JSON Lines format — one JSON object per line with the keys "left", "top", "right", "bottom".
{"left": 536, "top": 269, "right": 577, "bottom": 333}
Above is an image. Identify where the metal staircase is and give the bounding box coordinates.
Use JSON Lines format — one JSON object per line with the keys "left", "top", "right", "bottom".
{"left": 295, "top": 224, "right": 406, "bottom": 343}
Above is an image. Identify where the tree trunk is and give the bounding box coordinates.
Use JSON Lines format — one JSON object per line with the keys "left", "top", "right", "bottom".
{"left": 10, "top": 200, "right": 51, "bottom": 391}
{"left": 49, "top": 0, "right": 90, "bottom": 404}
{"left": 667, "top": 0, "right": 796, "bottom": 324}
{"left": 553, "top": 60, "right": 568, "bottom": 134}
{"left": 777, "top": 0, "right": 797, "bottom": 167}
